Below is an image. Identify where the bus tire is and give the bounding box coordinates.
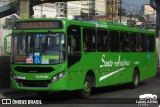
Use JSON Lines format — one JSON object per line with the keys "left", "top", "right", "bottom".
{"left": 129, "top": 69, "right": 140, "bottom": 89}
{"left": 78, "top": 75, "right": 92, "bottom": 99}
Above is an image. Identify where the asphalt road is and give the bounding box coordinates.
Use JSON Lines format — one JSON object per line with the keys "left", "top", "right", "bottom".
{"left": 1, "top": 72, "right": 160, "bottom": 107}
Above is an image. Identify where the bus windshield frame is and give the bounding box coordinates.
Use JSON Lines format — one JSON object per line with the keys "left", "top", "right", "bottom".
{"left": 11, "top": 32, "right": 66, "bottom": 65}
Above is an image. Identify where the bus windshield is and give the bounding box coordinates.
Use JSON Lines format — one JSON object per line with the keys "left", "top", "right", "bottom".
{"left": 12, "top": 33, "right": 66, "bottom": 64}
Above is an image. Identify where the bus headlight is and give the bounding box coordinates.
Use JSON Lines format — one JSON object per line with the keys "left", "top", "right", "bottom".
{"left": 51, "top": 71, "right": 66, "bottom": 82}
{"left": 10, "top": 72, "right": 17, "bottom": 82}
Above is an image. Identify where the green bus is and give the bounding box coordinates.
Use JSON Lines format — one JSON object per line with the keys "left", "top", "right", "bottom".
{"left": 4, "top": 18, "right": 156, "bottom": 98}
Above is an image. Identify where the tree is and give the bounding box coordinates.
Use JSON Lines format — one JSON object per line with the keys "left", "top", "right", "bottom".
{"left": 118, "top": 8, "right": 128, "bottom": 16}
{"left": 138, "top": 16, "right": 146, "bottom": 22}
{"left": 121, "top": 8, "right": 128, "bottom": 16}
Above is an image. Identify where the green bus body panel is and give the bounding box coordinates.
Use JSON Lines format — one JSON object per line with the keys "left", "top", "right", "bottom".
{"left": 10, "top": 18, "right": 157, "bottom": 91}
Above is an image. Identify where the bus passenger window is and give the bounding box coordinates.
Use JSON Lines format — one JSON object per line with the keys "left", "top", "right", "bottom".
{"left": 83, "top": 28, "right": 96, "bottom": 52}
{"left": 120, "top": 32, "right": 130, "bottom": 52}
{"left": 140, "top": 35, "right": 147, "bottom": 52}
{"left": 137, "top": 34, "right": 141, "bottom": 52}
{"left": 147, "top": 35, "right": 155, "bottom": 52}
{"left": 130, "top": 33, "right": 139, "bottom": 52}
{"left": 97, "top": 29, "right": 109, "bottom": 52}
{"left": 109, "top": 31, "right": 120, "bottom": 52}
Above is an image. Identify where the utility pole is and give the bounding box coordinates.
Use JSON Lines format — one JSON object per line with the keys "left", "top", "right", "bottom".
{"left": 119, "top": 0, "right": 122, "bottom": 23}
{"left": 129, "top": 11, "right": 132, "bottom": 27}
{"left": 20, "top": 0, "right": 30, "bottom": 19}
{"left": 64, "top": 2, "right": 67, "bottom": 18}
{"left": 92, "top": 0, "right": 95, "bottom": 20}
{"left": 106, "top": 0, "right": 119, "bottom": 22}
{"left": 112, "top": 0, "right": 114, "bottom": 21}
{"left": 150, "top": 0, "right": 160, "bottom": 67}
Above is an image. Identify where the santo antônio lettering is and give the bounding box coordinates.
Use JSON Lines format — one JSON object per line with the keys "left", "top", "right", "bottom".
{"left": 20, "top": 22, "right": 54, "bottom": 29}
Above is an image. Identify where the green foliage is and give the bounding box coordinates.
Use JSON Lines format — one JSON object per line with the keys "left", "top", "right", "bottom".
{"left": 138, "top": 16, "right": 146, "bottom": 22}
{"left": 129, "top": 21, "right": 136, "bottom": 27}
{"left": 121, "top": 8, "right": 128, "bottom": 16}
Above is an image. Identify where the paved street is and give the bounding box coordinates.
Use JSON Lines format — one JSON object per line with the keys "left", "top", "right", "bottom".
{"left": 0, "top": 72, "right": 160, "bottom": 107}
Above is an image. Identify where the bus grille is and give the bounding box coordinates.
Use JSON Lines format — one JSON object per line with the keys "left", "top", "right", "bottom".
{"left": 14, "top": 67, "right": 55, "bottom": 73}
{"left": 17, "top": 80, "right": 51, "bottom": 87}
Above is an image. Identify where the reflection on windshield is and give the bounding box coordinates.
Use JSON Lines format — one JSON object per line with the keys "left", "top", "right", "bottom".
{"left": 12, "top": 33, "right": 65, "bottom": 64}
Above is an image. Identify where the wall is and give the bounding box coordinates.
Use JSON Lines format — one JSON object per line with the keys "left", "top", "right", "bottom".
{"left": 0, "top": 20, "right": 11, "bottom": 89}
{"left": 0, "top": 56, "right": 10, "bottom": 89}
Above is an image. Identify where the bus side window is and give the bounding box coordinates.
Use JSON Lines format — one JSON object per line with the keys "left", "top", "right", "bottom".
{"left": 120, "top": 32, "right": 130, "bottom": 52}
{"left": 130, "top": 33, "right": 138, "bottom": 52}
{"left": 83, "top": 28, "right": 96, "bottom": 52}
{"left": 97, "top": 29, "right": 109, "bottom": 52}
{"left": 140, "top": 34, "right": 147, "bottom": 52}
{"left": 147, "top": 35, "right": 155, "bottom": 52}
{"left": 109, "top": 31, "right": 120, "bottom": 52}
{"left": 137, "top": 34, "right": 141, "bottom": 52}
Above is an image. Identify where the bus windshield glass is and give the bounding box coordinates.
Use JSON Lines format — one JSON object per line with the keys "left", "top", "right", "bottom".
{"left": 12, "top": 33, "right": 66, "bottom": 64}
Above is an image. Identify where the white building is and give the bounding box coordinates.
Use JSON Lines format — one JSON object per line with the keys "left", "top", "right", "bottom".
{"left": 55, "top": 2, "right": 66, "bottom": 17}
{"left": 141, "top": 4, "right": 156, "bottom": 21}
{"left": 81, "top": 0, "right": 106, "bottom": 17}
{"left": 32, "top": 1, "right": 106, "bottom": 19}
{"left": 95, "top": 0, "right": 106, "bottom": 16}
{"left": 33, "top": 2, "right": 81, "bottom": 19}
{"left": 142, "top": 4, "right": 156, "bottom": 16}
{"left": 67, "top": 1, "right": 81, "bottom": 19}
{"left": 33, "top": 3, "right": 56, "bottom": 18}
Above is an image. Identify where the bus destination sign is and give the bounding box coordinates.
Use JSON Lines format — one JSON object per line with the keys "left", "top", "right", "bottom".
{"left": 14, "top": 21, "right": 63, "bottom": 29}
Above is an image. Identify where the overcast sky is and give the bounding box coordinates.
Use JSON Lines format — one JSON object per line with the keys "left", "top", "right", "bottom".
{"left": 122, "top": 0, "right": 150, "bottom": 11}
{"left": 123, "top": 0, "right": 150, "bottom": 7}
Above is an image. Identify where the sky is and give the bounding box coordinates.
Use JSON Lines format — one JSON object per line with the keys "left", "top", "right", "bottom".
{"left": 123, "top": 0, "right": 150, "bottom": 7}
{"left": 122, "top": 0, "right": 150, "bottom": 11}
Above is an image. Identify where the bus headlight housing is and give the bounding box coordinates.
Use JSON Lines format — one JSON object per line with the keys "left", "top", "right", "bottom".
{"left": 51, "top": 71, "right": 66, "bottom": 82}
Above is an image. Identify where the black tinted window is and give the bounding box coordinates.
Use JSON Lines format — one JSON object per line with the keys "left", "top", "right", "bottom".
{"left": 97, "top": 29, "right": 109, "bottom": 52}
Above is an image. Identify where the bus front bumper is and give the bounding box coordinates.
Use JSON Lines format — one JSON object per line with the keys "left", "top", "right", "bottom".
{"left": 10, "top": 75, "right": 69, "bottom": 91}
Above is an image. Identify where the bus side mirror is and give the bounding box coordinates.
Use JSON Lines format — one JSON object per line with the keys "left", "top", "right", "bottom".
{"left": 4, "top": 37, "right": 7, "bottom": 50}
{"left": 4, "top": 33, "right": 11, "bottom": 55}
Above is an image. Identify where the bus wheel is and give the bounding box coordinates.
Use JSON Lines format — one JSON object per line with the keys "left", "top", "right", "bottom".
{"left": 129, "top": 69, "right": 140, "bottom": 89}
{"left": 78, "top": 75, "right": 92, "bottom": 98}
